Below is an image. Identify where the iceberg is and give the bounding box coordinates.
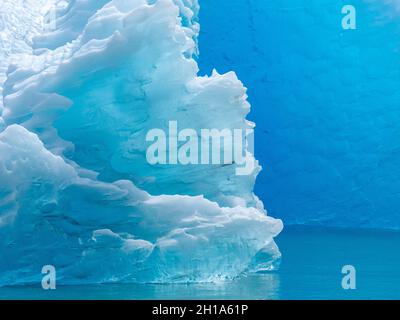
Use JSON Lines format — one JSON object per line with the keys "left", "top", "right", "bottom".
{"left": 0, "top": 0, "right": 282, "bottom": 285}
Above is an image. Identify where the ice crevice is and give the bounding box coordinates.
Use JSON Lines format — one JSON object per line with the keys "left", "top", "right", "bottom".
{"left": 0, "top": 0, "right": 282, "bottom": 285}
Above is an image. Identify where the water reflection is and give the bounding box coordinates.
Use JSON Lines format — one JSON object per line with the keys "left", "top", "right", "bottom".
{"left": 0, "top": 274, "right": 281, "bottom": 300}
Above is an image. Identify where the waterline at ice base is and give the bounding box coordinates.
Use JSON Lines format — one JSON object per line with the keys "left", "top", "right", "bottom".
{"left": 1, "top": 0, "right": 400, "bottom": 300}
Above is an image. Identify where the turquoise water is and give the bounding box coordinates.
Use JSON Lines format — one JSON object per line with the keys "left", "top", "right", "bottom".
{"left": 1, "top": 227, "right": 399, "bottom": 300}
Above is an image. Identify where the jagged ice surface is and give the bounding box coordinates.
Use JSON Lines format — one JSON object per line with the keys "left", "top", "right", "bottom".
{"left": 0, "top": 0, "right": 282, "bottom": 285}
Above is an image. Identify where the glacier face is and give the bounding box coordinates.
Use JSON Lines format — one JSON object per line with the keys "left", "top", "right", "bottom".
{"left": 199, "top": 0, "right": 400, "bottom": 229}
{"left": 0, "top": 0, "right": 282, "bottom": 285}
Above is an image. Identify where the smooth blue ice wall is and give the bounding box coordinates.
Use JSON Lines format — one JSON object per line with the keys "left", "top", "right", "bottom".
{"left": 198, "top": 0, "right": 400, "bottom": 229}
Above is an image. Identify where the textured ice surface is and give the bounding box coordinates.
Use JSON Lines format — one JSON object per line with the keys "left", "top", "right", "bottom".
{"left": 199, "top": 0, "right": 400, "bottom": 229}
{"left": 0, "top": 0, "right": 56, "bottom": 128}
{"left": 0, "top": 0, "right": 282, "bottom": 285}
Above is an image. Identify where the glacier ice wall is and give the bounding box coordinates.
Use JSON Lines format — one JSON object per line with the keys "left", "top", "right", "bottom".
{"left": 199, "top": 0, "right": 400, "bottom": 229}
{"left": 0, "top": 0, "right": 282, "bottom": 285}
